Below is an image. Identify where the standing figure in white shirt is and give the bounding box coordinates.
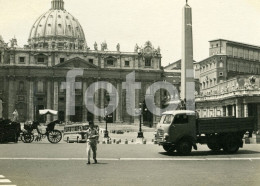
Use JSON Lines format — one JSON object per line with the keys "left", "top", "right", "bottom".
{"left": 86, "top": 121, "right": 99, "bottom": 165}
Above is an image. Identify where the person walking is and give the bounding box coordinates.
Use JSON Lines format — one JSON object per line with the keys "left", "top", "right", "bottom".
{"left": 86, "top": 121, "right": 99, "bottom": 165}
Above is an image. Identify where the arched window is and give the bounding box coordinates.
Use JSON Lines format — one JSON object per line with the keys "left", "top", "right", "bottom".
{"left": 219, "top": 62, "right": 223, "bottom": 68}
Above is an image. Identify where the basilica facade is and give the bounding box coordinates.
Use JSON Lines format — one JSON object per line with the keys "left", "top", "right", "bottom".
{"left": 0, "top": 0, "right": 163, "bottom": 124}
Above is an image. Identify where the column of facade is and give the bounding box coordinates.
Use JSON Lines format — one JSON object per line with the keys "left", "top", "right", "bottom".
{"left": 82, "top": 80, "right": 88, "bottom": 122}
{"left": 100, "top": 80, "right": 105, "bottom": 122}
{"left": 134, "top": 88, "right": 140, "bottom": 124}
{"left": 53, "top": 81, "right": 59, "bottom": 121}
{"left": 46, "top": 80, "right": 52, "bottom": 122}
{"left": 64, "top": 78, "right": 69, "bottom": 122}
{"left": 213, "top": 107, "right": 216, "bottom": 117}
{"left": 111, "top": 80, "right": 117, "bottom": 123}
{"left": 62, "top": 77, "right": 69, "bottom": 123}
{"left": 156, "top": 87, "right": 162, "bottom": 121}
{"left": 48, "top": 56, "right": 52, "bottom": 66}
{"left": 244, "top": 104, "right": 248, "bottom": 117}
{"left": 226, "top": 106, "right": 229, "bottom": 116}
{"left": 221, "top": 107, "right": 224, "bottom": 116}
{"left": 94, "top": 79, "right": 100, "bottom": 122}
{"left": 154, "top": 82, "right": 161, "bottom": 124}
{"left": 65, "top": 77, "right": 70, "bottom": 123}
{"left": 27, "top": 79, "right": 34, "bottom": 121}
{"left": 236, "top": 103, "right": 242, "bottom": 118}
{"left": 148, "top": 81, "right": 157, "bottom": 126}
{"left": 0, "top": 98, "right": 2, "bottom": 119}
{"left": 257, "top": 104, "right": 260, "bottom": 130}
{"left": 8, "top": 77, "right": 16, "bottom": 120}
{"left": 232, "top": 105, "right": 235, "bottom": 117}
{"left": 116, "top": 80, "right": 122, "bottom": 122}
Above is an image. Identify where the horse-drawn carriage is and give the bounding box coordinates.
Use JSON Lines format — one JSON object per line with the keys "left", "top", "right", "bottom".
{"left": 21, "top": 120, "right": 62, "bottom": 143}
{"left": 0, "top": 119, "right": 21, "bottom": 143}
{"left": 21, "top": 109, "right": 62, "bottom": 144}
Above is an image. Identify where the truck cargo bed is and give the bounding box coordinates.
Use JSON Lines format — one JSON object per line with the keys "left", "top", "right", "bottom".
{"left": 197, "top": 117, "right": 255, "bottom": 135}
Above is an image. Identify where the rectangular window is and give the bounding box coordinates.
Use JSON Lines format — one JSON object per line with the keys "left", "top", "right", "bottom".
{"left": 173, "top": 114, "right": 188, "bottom": 124}
{"left": 249, "top": 50, "right": 254, "bottom": 60}
{"left": 125, "top": 61, "right": 129, "bottom": 67}
{"left": 38, "top": 57, "right": 45, "bottom": 63}
{"left": 60, "top": 85, "right": 64, "bottom": 93}
{"left": 107, "top": 60, "right": 114, "bottom": 66}
{"left": 233, "top": 47, "right": 238, "bottom": 57}
{"left": 238, "top": 48, "right": 243, "bottom": 58}
{"left": 244, "top": 50, "right": 249, "bottom": 59}
{"left": 162, "top": 115, "right": 174, "bottom": 124}
{"left": 145, "top": 59, "right": 151, "bottom": 66}
{"left": 37, "top": 81, "right": 44, "bottom": 93}
{"left": 88, "top": 59, "right": 94, "bottom": 64}
{"left": 19, "top": 57, "right": 25, "bottom": 63}
{"left": 37, "top": 97, "right": 44, "bottom": 101}
{"left": 60, "top": 58, "right": 65, "bottom": 63}
{"left": 227, "top": 46, "right": 232, "bottom": 56}
{"left": 254, "top": 51, "right": 258, "bottom": 61}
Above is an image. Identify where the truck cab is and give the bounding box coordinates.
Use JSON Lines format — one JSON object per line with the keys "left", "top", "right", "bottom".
{"left": 155, "top": 110, "right": 255, "bottom": 155}
{"left": 155, "top": 110, "right": 197, "bottom": 155}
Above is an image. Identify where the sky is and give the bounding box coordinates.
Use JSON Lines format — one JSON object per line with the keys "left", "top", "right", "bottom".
{"left": 1, "top": 0, "right": 260, "bottom": 67}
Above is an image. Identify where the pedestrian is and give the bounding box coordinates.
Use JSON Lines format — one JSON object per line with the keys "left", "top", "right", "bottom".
{"left": 86, "top": 120, "right": 99, "bottom": 165}
{"left": 12, "top": 109, "right": 19, "bottom": 122}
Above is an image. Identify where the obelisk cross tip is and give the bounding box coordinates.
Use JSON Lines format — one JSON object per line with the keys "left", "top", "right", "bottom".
{"left": 186, "top": 0, "right": 188, "bottom": 5}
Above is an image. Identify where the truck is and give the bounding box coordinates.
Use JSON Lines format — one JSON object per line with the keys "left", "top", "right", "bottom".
{"left": 154, "top": 110, "right": 256, "bottom": 155}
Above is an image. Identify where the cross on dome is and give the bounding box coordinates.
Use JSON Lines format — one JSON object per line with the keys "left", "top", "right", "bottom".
{"left": 51, "top": 0, "right": 65, "bottom": 10}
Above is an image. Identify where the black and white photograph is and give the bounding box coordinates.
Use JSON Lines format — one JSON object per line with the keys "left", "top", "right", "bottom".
{"left": 0, "top": 0, "right": 260, "bottom": 185}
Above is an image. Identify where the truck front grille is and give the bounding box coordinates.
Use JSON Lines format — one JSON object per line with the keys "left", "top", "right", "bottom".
{"left": 157, "top": 129, "right": 164, "bottom": 137}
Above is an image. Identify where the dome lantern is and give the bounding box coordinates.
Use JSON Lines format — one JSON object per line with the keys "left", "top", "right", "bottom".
{"left": 51, "top": 0, "right": 64, "bottom": 10}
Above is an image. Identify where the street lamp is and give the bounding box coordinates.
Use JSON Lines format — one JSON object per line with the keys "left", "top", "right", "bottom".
{"left": 137, "top": 103, "right": 144, "bottom": 138}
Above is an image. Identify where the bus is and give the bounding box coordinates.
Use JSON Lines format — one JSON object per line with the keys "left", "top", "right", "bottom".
{"left": 63, "top": 123, "right": 99, "bottom": 143}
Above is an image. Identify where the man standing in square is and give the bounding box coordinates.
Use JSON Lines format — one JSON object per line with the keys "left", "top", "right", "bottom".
{"left": 86, "top": 121, "right": 99, "bottom": 164}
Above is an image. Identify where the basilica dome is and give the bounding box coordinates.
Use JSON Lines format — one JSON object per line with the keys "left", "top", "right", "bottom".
{"left": 28, "top": 0, "right": 86, "bottom": 50}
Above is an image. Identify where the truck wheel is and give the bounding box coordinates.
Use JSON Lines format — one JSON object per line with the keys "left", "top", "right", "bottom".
{"left": 207, "top": 142, "right": 221, "bottom": 151}
{"left": 223, "top": 135, "right": 239, "bottom": 154}
{"left": 177, "top": 140, "right": 192, "bottom": 155}
{"left": 163, "top": 145, "right": 175, "bottom": 153}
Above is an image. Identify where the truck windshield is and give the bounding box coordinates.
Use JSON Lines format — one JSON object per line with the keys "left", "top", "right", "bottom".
{"left": 160, "top": 114, "right": 174, "bottom": 125}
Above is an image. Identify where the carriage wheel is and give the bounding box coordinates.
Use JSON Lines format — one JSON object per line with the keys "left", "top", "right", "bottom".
{"left": 21, "top": 133, "right": 34, "bottom": 143}
{"left": 47, "top": 130, "right": 62, "bottom": 144}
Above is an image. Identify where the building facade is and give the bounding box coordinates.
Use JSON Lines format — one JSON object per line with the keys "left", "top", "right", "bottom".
{"left": 0, "top": 0, "right": 163, "bottom": 124}
{"left": 195, "top": 39, "right": 260, "bottom": 130}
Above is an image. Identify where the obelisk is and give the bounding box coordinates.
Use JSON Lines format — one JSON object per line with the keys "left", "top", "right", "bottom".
{"left": 181, "top": 0, "right": 195, "bottom": 110}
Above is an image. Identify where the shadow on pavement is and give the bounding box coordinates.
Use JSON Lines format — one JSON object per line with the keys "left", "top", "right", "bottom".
{"left": 159, "top": 149, "right": 260, "bottom": 157}
{"left": 89, "top": 162, "right": 108, "bottom": 165}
